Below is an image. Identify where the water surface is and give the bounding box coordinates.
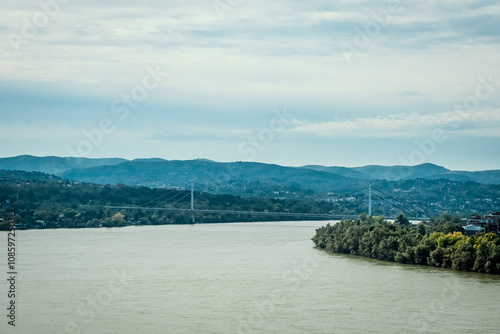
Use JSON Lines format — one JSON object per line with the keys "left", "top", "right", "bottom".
{"left": 1, "top": 221, "right": 499, "bottom": 333}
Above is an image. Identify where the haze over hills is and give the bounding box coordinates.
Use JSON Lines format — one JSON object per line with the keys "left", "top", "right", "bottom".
{"left": 302, "top": 163, "right": 500, "bottom": 184}
{"left": 0, "top": 155, "right": 498, "bottom": 187}
{"left": 1, "top": 155, "right": 499, "bottom": 217}
{"left": 0, "top": 155, "right": 126, "bottom": 175}
{"left": 58, "top": 159, "right": 367, "bottom": 194}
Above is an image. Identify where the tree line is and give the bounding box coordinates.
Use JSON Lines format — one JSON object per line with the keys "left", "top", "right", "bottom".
{"left": 0, "top": 175, "right": 338, "bottom": 230}
{"left": 312, "top": 214, "right": 500, "bottom": 274}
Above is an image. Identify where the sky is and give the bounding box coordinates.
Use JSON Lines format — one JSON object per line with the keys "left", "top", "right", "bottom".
{"left": 1, "top": 0, "right": 499, "bottom": 171}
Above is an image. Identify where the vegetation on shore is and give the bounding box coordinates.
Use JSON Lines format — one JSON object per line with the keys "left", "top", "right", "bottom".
{"left": 0, "top": 171, "right": 338, "bottom": 230}
{"left": 312, "top": 214, "right": 500, "bottom": 274}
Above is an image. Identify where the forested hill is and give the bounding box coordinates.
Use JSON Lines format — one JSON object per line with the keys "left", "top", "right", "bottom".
{"left": 63, "top": 161, "right": 500, "bottom": 217}
{"left": 61, "top": 159, "right": 365, "bottom": 194}
{"left": 0, "top": 172, "right": 339, "bottom": 230}
{"left": 0, "top": 155, "right": 125, "bottom": 175}
{"left": 1, "top": 167, "right": 499, "bottom": 219}
{"left": 0, "top": 157, "right": 498, "bottom": 216}
{"left": 303, "top": 163, "right": 500, "bottom": 184}
{"left": 0, "top": 169, "right": 62, "bottom": 182}
{"left": 1, "top": 156, "right": 499, "bottom": 187}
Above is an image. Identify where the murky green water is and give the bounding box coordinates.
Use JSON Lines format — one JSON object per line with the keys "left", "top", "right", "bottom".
{"left": 1, "top": 221, "right": 499, "bottom": 333}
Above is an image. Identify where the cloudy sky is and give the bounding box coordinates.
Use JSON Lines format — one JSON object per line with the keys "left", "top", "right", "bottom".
{"left": 1, "top": 0, "right": 499, "bottom": 170}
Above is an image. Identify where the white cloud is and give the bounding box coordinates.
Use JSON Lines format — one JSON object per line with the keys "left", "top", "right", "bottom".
{"left": 288, "top": 108, "right": 500, "bottom": 138}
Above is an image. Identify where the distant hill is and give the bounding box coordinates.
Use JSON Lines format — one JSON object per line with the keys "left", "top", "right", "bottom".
{"left": 0, "top": 156, "right": 498, "bottom": 194}
{"left": 458, "top": 170, "right": 500, "bottom": 185}
{"left": 0, "top": 169, "right": 62, "bottom": 183}
{"left": 301, "top": 165, "right": 371, "bottom": 179}
{"left": 301, "top": 163, "right": 500, "bottom": 185}
{"left": 60, "top": 159, "right": 367, "bottom": 195}
{"left": 0, "top": 155, "right": 126, "bottom": 175}
{"left": 0, "top": 156, "right": 498, "bottom": 218}
{"left": 355, "top": 163, "right": 451, "bottom": 180}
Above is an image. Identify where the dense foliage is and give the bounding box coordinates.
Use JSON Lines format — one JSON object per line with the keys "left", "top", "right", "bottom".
{"left": 312, "top": 214, "right": 500, "bottom": 274}
{"left": 0, "top": 174, "right": 339, "bottom": 230}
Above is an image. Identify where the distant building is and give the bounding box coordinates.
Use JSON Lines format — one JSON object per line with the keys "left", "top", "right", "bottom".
{"left": 464, "top": 224, "right": 484, "bottom": 236}
{"left": 462, "top": 212, "right": 500, "bottom": 233}
{"left": 485, "top": 212, "right": 500, "bottom": 232}
{"left": 35, "top": 220, "right": 46, "bottom": 227}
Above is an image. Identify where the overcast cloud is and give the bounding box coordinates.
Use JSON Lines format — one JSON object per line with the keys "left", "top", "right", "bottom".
{"left": 1, "top": 0, "right": 499, "bottom": 170}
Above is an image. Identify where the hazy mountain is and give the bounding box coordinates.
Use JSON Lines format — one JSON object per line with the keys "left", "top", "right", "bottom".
{"left": 61, "top": 159, "right": 368, "bottom": 195}
{"left": 2, "top": 157, "right": 498, "bottom": 217}
{"left": 458, "top": 170, "right": 500, "bottom": 185}
{"left": 0, "top": 155, "right": 127, "bottom": 175}
{"left": 303, "top": 163, "right": 451, "bottom": 181}
{"left": 354, "top": 163, "right": 451, "bottom": 180}
{"left": 0, "top": 169, "right": 63, "bottom": 182}
{"left": 424, "top": 173, "right": 475, "bottom": 182}
{"left": 300, "top": 165, "right": 371, "bottom": 179}
{"left": 1, "top": 156, "right": 499, "bottom": 193}
{"left": 301, "top": 163, "right": 500, "bottom": 185}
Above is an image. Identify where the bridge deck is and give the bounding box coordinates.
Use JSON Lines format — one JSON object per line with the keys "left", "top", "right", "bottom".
{"left": 107, "top": 206, "right": 427, "bottom": 221}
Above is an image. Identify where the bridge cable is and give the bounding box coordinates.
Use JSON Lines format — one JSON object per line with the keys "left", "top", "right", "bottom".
{"left": 370, "top": 193, "right": 409, "bottom": 216}
{"left": 370, "top": 187, "right": 416, "bottom": 216}
{"left": 141, "top": 188, "right": 184, "bottom": 207}
{"left": 154, "top": 190, "right": 191, "bottom": 208}
{"left": 348, "top": 185, "right": 370, "bottom": 196}
{"left": 193, "top": 182, "right": 226, "bottom": 196}
{"left": 140, "top": 182, "right": 191, "bottom": 208}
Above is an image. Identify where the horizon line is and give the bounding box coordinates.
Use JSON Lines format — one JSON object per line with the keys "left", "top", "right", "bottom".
{"left": 0, "top": 154, "right": 497, "bottom": 172}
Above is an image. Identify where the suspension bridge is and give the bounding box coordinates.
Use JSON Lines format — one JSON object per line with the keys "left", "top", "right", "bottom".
{"left": 107, "top": 182, "right": 428, "bottom": 223}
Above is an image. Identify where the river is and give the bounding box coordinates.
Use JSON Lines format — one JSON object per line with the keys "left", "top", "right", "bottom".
{"left": 1, "top": 221, "right": 499, "bottom": 333}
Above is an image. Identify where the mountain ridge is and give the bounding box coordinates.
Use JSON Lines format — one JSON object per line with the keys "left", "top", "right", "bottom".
{"left": 1, "top": 156, "right": 498, "bottom": 217}
{"left": 0, "top": 155, "right": 498, "bottom": 186}
{"left": 300, "top": 162, "right": 499, "bottom": 184}
{"left": 0, "top": 155, "right": 126, "bottom": 175}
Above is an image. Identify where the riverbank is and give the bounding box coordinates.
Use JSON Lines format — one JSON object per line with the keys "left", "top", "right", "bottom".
{"left": 312, "top": 215, "right": 500, "bottom": 275}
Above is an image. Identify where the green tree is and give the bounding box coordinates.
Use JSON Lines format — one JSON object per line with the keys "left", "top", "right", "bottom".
{"left": 417, "top": 223, "right": 427, "bottom": 236}
{"left": 451, "top": 242, "right": 474, "bottom": 271}
{"left": 395, "top": 214, "right": 410, "bottom": 227}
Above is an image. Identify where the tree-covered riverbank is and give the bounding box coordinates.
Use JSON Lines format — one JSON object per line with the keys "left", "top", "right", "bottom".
{"left": 312, "top": 215, "right": 500, "bottom": 274}
{"left": 0, "top": 171, "right": 338, "bottom": 230}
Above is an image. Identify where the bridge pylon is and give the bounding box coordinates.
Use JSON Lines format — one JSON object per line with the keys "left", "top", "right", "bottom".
{"left": 190, "top": 181, "right": 195, "bottom": 223}
{"left": 368, "top": 184, "right": 372, "bottom": 216}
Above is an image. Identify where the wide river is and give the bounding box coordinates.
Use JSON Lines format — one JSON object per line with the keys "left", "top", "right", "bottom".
{"left": 1, "top": 221, "right": 500, "bottom": 333}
